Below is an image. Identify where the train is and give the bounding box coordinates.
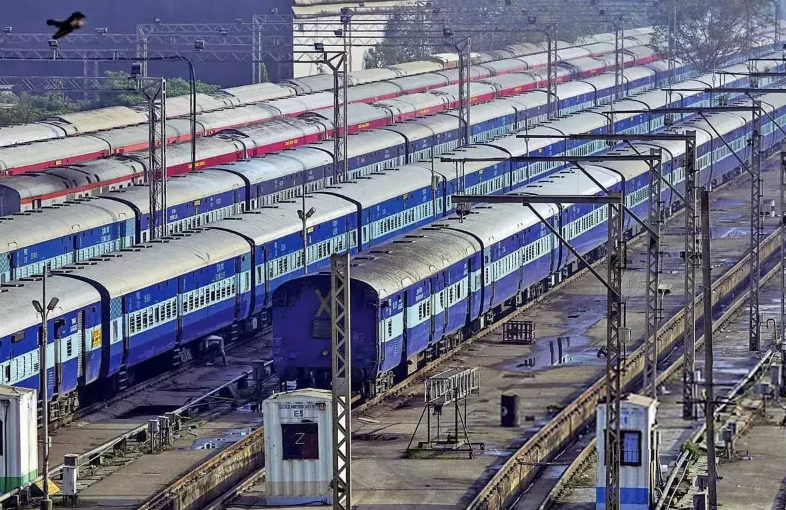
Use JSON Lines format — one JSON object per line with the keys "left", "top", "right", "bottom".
{"left": 0, "top": 28, "right": 658, "bottom": 152}
{"left": 0, "top": 33, "right": 661, "bottom": 177}
{"left": 0, "top": 56, "right": 780, "bottom": 286}
{"left": 0, "top": 69, "right": 783, "bottom": 417}
{"left": 0, "top": 43, "right": 664, "bottom": 214}
{"left": 271, "top": 91, "right": 786, "bottom": 396}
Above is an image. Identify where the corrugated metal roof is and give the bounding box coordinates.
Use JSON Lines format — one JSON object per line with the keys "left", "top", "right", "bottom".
{"left": 350, "top": 229, "right": 479, "bottom": 298}
{"left": 0, "top": 199, "right": 134, "bottom": 253}
{"left": 48, "top": 106, "right": 147, "bottom": 133}
{"left": 63, "top": 229, "right": 250, "bottom": 299}
{"left": 0, "top": 275, "right": 101, "bottom": 337}
{"left": 0, "top": 123, "right": 65, "bottom": 147}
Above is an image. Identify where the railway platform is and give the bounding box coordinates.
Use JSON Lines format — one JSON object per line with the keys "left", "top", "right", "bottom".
{"left": 552, "top": 280, "right": 784, "bottom": 509}
{"left": 220, "top": 143, "right": 785, "bottom": 509}
{"left": 37, "top": 337, "right": 270, "bottom": 509}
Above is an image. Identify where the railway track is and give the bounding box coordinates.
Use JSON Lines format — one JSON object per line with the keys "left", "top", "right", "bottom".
{"left": 65, "top": 327, "right": 272, "bottom": 426}
{"left": 126, "top": 177, "right": 777, "bottom": 510}
{"left": 0, "top": 330, "right": 273, "bottom": 508}
{"left": 465, "top": 231, "right": 784, "bottom": 510}
{"left": 520, "top": 264, "right": 781, "bottom": 510}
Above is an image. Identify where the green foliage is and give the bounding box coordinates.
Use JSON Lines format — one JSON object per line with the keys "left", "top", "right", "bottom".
{"left": 96, "top": 71, "right": 221, "bottom": 107}
{"left": 652, "top": 0, "right": 777, "bottom": 72}
{"left": 0, "top": 70, "right": 223, "bottom": 127}
{"left": 681, "top": 440, "right": 702, "bottom": 462}
{"left": 0, "top": 91, "right": 82, "bottom": 126}
{"left": 363, "top": 0, "right": 610, "bottom": 69}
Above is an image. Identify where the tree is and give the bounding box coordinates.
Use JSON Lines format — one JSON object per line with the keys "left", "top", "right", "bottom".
{"left": 363, "top": 0, "right": 611, "bottom": 69}
{"left": 95, "top": 70, "right": 221, "bottom": 108}
{"left": 0, "top": 71, "right": 223, "bottom": 127}
{"left": 0, "top": 91, "right": 81, "bottom": 126}
{"left": 652, "top": 0, "right": 777, "bottom": 72}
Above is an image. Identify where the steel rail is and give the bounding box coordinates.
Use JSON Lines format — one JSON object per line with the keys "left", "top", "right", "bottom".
{"left": 467, "top": 227, "right": 783, "bottom": 510}
{"left": 0, "top": 358, "right": 272, "bottom": 506}
{"left": 197, "top": 188, "right": 783, "bottom": 510}
{"left": 536, "top": 263, "right": 780, "bottom": 510}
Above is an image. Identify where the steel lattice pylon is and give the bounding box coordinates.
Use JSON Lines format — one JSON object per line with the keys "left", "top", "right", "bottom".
{"left": 605, "top": 194, "right": 624, "bottom": 510}
{"left": 330, "top": 253, "right": 352, "bottom": 510}
{"left": 643, "top": 148, "right": 663, "bottom": 399}
{"left": 682, "top": 132, "right": 698, "bottom": 419}
{"left": 750, "top": 101, "right": 763, "bottom": 350}
{"left": 780, "top": 142, "right": 786, "bottom": 388}
{"left": 141, "top": 77, "right": 167, "bottom": 241}
{"left": 331, "top": 52, "right": 348, "bottom": 183}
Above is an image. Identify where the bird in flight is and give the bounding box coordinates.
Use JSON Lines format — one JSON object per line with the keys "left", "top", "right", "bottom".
{"left": 46, "top": 11, "right": 86, "bottom": 40}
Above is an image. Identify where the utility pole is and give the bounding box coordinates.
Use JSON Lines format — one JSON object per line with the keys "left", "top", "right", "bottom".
{"left": 522, "top": 17, "right": 557, "bottom": 119}
{"left": 298, "top": 193, "right": 315, "bottom": 275}
{"left": 750, "top": 100, "right": 764, "bottom": 351}
{"left": 668, "top": 3, "right": 677, "bottom": 84}
{"left": 596, "top": 10, "right": 625, "bottom": 102}
{"left": 446, "top": 151, "right": 662, "bottom": 510}
{"left": 331, "top": 253, "right": 352, "bottom": 510}
{"left": 32, "top": 268, "right": 59, "bottom": 510}
{"left": 443, "top": 29, "right": 471, "bottom": 147}
{"left": 781, "top": 142, "right": 786, "bottom": 386}
{"left": 130, "top": 70, "right": 168, "bottom": 241}
{"left": 701, "top": 190, "right": 718, "bottom": 510}
{"left": 309, "top": 45, "right": 348, "bottom": 184}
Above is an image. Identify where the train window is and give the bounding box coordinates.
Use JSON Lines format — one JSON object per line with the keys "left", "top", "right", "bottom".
{"left": 211, "top": 290, "right": 216, "bottom": 302}
{"left": 190, "top": 295, "right": 195, "bottom": 310}
{"left": 11, "top": 331, "right": 24, "bottom": 344}
{"left": 387, "top": 320, "right": 393, "bottom": 338}
{"left": 66, "top": 339, "right": 72, "bottom": 358}
{"left": 142, "top": 313, "right": 148, "bottom": 329}
{"left": 155, "top": 307, "right": 160, "bottom": 324}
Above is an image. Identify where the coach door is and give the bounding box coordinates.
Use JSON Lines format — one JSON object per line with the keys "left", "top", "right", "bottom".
{"left": 76, "top": 310, "right": 85, "bottom": 380}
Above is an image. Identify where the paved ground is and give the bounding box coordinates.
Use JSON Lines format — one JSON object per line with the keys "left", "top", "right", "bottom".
{"left": 224, "top": 147, "right": 783, "bottom": 509}
{"left": 44, "top": 338, "right": 270, "bottom": 508}
{"left": 716, "top": 408, "right": 786, "bottom": 510}
{"left": 554, "top": 278, "right": 779, "bottom": 509}
{"left": 553, "top": 160, "right": 786, "bottom": 510}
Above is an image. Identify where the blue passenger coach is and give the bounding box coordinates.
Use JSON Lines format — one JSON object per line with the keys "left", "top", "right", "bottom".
{"left": 271, "top": 93, "right": 786, "bottom": 396}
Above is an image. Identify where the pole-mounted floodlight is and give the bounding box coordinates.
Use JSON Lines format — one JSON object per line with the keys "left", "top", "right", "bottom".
{"left": 131, "top": 62, "right": 143, "bottom": 77}
{"left": 219, "top": 28, "right": 228, "bottom": 36}
{"left": 31, "top": 297, "right": 59, "bottom": 314}
{"left": 235, "top": 17, "right": 243, "bottom": 24}
{"left": 194, "top": 39, "right": 205, "bottom": 51}
{"left": 443, "top": 27, "right": 454, "bottom": 38}
{"left": 299, "top": 205, "right": 317, "bottom": 275}
{"left": 3, "top": 27, "right": 11, "bottom": 34}
{"left": 314, "top": 42, "right": 325, "bottom": 52}
{"left": 153, "top": 17, "right": 161, "bottom": 24}
{"left": 297, "top": 207, "right": 316, "bottom": 221}
{"left": 334, "top": 29, "right": 343, "bottom": 37}
{"left": 48, "top": 40, "right": 57, "bottom": 48}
